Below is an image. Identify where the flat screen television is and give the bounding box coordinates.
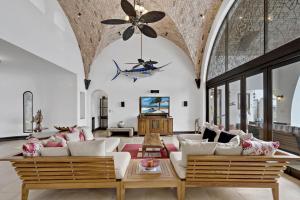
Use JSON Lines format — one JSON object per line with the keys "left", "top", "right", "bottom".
{"left": 140, "top": 97, "right": 170, "bottom": 115}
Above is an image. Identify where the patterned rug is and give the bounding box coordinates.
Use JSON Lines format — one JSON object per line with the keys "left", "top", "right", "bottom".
{"left": 121, "top": 144, "right": 177, "bottom": 159}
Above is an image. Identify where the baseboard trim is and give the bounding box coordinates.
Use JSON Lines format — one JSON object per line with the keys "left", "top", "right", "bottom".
{"left": 0, "top": 136, "right": 27, "bottom": 142}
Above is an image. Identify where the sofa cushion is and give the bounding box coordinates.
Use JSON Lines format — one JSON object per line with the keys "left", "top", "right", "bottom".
{"left": 215, "top": 138, "right": 242, "bottom": 156}
{"left": 80, "top": 126, "right": 94, "bottom": 140}
{"left": 181, "top": 141, "right": 217, "bottom": 167}
{"left": 170, "top": 152, "right": 186, "bottom": 179}
{"left": 218, "top": 131, "right": 236, "bottom": 143}
{"left": 40, "top": 147, "right": 70, "bottom": 156}
{"left": 95, "top": 137, "right": 120, "bottom": 152}
{"left": 68, "top": 140, "right": 106, "bottom": 156}
{"left": 202, "top": 128, "right": 217, "bottom": 142}
{"left": 229, "top": 129, "right": 253, "bottom": 140}
{"left": 242, "top": 140, "right": 280, "bottom": 156}
{"left": 106, "top": 152, "right": 131, "bottom": 179}
{"left": 177, "top": 134, "right": 203, "bottom": 144}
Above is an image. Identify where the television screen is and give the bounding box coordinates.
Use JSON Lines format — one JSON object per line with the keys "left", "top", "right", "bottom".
{"left": 140, "top": 97, "right": 170, "bottom": 115}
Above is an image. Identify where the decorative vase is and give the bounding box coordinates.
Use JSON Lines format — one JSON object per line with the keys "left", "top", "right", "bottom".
{"left": 118, "top": 121, "right": 125, "bottom": 128}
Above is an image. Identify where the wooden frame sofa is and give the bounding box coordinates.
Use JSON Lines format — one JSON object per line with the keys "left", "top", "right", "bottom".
{"left": 9, "top": 156, "right": 123, "bottom": 200}
{"left": 170, "top": 150, "right": 300, "bottom": 200}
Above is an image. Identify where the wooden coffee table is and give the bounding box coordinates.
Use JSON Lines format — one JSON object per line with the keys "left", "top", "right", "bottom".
{"left": 142, "top": 133, "right": 165, "bottom": 157}
{"left": 121, "top": 159, "right": 182, "bottom": 200}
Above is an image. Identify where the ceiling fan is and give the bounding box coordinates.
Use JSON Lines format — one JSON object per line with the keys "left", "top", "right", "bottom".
{"left": 101, "top": 0, "right": 166, "bottom": 41}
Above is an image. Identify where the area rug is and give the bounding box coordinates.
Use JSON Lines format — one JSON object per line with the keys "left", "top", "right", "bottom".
{"left": 121, "top": 144, "right": 177, "bottom": 159}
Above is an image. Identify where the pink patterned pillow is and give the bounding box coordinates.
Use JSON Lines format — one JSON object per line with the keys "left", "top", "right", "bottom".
{"left": 79, "top": 131, "right": 85, "bottom": 141}
{"left": 242, "top": 140, "right": 280, "bottom": 156}
{"left": 68, "top": 127, "right": 85, "bottom": 141}
{"left": 55, "top": 131, "right": 69, "bottom": 140}
{"left": 22, "top": 138, "right": 42, "bottom": 157}
{"left": 43, "top": 136, "right": 67, "bottom": 147}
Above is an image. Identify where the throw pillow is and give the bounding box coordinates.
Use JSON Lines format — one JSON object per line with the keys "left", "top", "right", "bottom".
{"left": 68, "top": 140, "right": 106, "bottom": 156}
{"left": 180, "top": 141, "right": 217, "bottom": 167}
{"left": 202, "top": 128, "right": 217, "bottom": 142}
{"left": 229, "top": 129, "right": 253, "bottom": 140}
{"left": 65, "top": 132, "right": 81, "bottom": 142}
{"left": 43, "top": 136, "right": 67, "bottom": 147}
{"left": 242, "top": 140, "right": 280, "bottom": 156}
{"left": 80, "top": 126, "right": 94, "bottom": 141}
{"left": 218, "top": 131, "right": 236, "bottom": 143}
{"left": 22, "top": 138, "right": 42, "bottom": 157}
{"left": 40, "top": 147, "right": 70, "bottom": 156}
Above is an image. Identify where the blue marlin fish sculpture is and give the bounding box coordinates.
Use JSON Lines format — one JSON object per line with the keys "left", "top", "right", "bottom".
{"left": 112, "top": 60, "right": 170, "bottom": 82}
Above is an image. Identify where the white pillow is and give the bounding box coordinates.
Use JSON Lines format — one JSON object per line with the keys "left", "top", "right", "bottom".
{"left": 65, "top": 131, "right": 81, "bottom": 142}
{"left": 180, "top": 141, "right": 217, "bottom": 167}
{"left": 80, "top": 126, "right": 94, "bottom": 140}
{"left": 40, "top": 147, "right": 70, "bottom": 156}
{"left": 215, "top": 135, "right": 242, "bottom": 156}
{"left": 229, "top": 130, "right": 253, "bottom": 140}
{"left": 184, "top": 138, "right": 208, "bottom": 143}
{"left": 67, "top": 140, "right": 106, "bottom": 156}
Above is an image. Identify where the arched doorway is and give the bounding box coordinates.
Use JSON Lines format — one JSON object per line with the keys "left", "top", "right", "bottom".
{"left": 91, "top": 90, "right": 108, "bottom": 131}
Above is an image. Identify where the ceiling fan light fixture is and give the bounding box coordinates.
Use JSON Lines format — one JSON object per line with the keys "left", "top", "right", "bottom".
{"left": 124, "top": 15, "right": 130, "bottom": 21}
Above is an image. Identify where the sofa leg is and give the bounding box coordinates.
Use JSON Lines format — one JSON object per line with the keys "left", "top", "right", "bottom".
{"left": 21, "top": 184, "right": 29, "bottom": 200}
{"left": 179, "top": 181, "right": 185, "bottom": 200}
{"left": 272, "top": 183, "right": 279, "bottom": 200}
{"left": 116, "top": 183, "right": 121, "bottom": 200}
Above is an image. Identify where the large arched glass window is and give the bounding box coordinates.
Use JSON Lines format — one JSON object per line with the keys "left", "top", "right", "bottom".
{"left": 206, "top": 0, "right": 300, "bottom": 177}
{"left": 207, "top": 0, "right": 300, "bottom": 81}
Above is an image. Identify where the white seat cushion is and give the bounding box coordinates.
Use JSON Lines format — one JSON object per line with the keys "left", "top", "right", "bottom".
{"left": 181, "top": 141, "right": 217, "bottom": 167}
{"left": 67, "top": 140, "right": 106, "bottom": 156}
{"left": 94, "top": 137, "right": 120, "bottom": 152}
{"left": 40, "top": 147, "right": 70, "bottom": 156}
{"left": 170, "top": 152, "right": 186, "bottom": 179}
{"left": 106, "top": 152, "right": 131, "bottom": 179}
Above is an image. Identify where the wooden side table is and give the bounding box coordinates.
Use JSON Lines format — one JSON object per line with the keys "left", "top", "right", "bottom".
{"left": 121, "top": 159, "right": 183, "bottom": 200}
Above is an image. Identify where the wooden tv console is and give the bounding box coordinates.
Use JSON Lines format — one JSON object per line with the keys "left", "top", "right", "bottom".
{"left": 138, "top": 115, "right": 173, "bottom": 136}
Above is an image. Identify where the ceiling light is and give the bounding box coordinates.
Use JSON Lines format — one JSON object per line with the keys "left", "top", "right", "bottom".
{"left": 77, "top": 12, "right": 82, "bottom": 18}
{"left": 239, "top": 16, "right": 243, "bottom": 19}
{"left": 124, "top": 15, "right": 130, "bottom": 21}
{"left": 268, "top": 16, "right": 273, "bottom": 21}
{"left": 142, "top": 9, "right": 148, "bottom": 15}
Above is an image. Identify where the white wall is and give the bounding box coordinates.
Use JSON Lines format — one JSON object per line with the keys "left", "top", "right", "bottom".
{"left": 0, "top": 0, "right": 86, "bottom": 127}
{"left": 0, "top": 40, "right": 77, "bottom": 138}
{"left": 88, "top": 35, "right": 200, "bottom": 131}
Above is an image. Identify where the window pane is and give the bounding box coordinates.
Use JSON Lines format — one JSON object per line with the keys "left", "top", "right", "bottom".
{"left": 267, "top": 0, "right": 300, "bottom": 51}
{"left": 246, "top": 73, "right": 264, "bottom": 139}
{"left": 217, "top": 85, "right": 226, "bottom": 129}
{"left": 207, "top": 22, "right": 226, "bottom": 80}
{"left": 229, "top": 80, "right": 241, "bottom": 130}
{"left": 228, "top": 0, "right": 264, "bottom": 70}
{"left": 208, "top": 88, "right": 215, "bottom": 124}
{"left": 272, "top": 62, "right": 300, "bottom": 155}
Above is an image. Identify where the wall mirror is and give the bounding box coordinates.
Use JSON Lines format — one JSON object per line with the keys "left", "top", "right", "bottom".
{"left": 23, "top": 91, "right": 33, "bottom": 133}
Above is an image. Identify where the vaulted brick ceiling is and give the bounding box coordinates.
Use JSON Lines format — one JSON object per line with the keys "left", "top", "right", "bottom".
{"left": 58, "top": 0, "right": 222, "bottom": 79}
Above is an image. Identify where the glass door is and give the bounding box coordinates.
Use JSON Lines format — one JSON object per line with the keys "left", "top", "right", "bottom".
{"left": 246, "top": 73, "right": 264, "bottom": 139}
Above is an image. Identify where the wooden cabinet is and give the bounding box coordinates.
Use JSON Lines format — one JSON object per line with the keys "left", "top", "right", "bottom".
{"left": 138, "top": 115, "right": 173, "bottom": 136}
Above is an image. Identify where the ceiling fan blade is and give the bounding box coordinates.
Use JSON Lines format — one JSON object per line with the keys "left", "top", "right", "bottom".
{"left": 121, "top": 0, "right": 136, "bottom": 18}
{"left": 101, "top": 19, "right": 129, "bottom": 25}
{"left": 140, "top": 11, "right": 166, "bottom": 23}
{"left": 123, "top": 26, "right": 135, "bottom": 41}
{"left": 146, "top": 61, "right": 158, "bottom": 64}
{"left": 138, "top": 24, "right": 157, "bottom": 38}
